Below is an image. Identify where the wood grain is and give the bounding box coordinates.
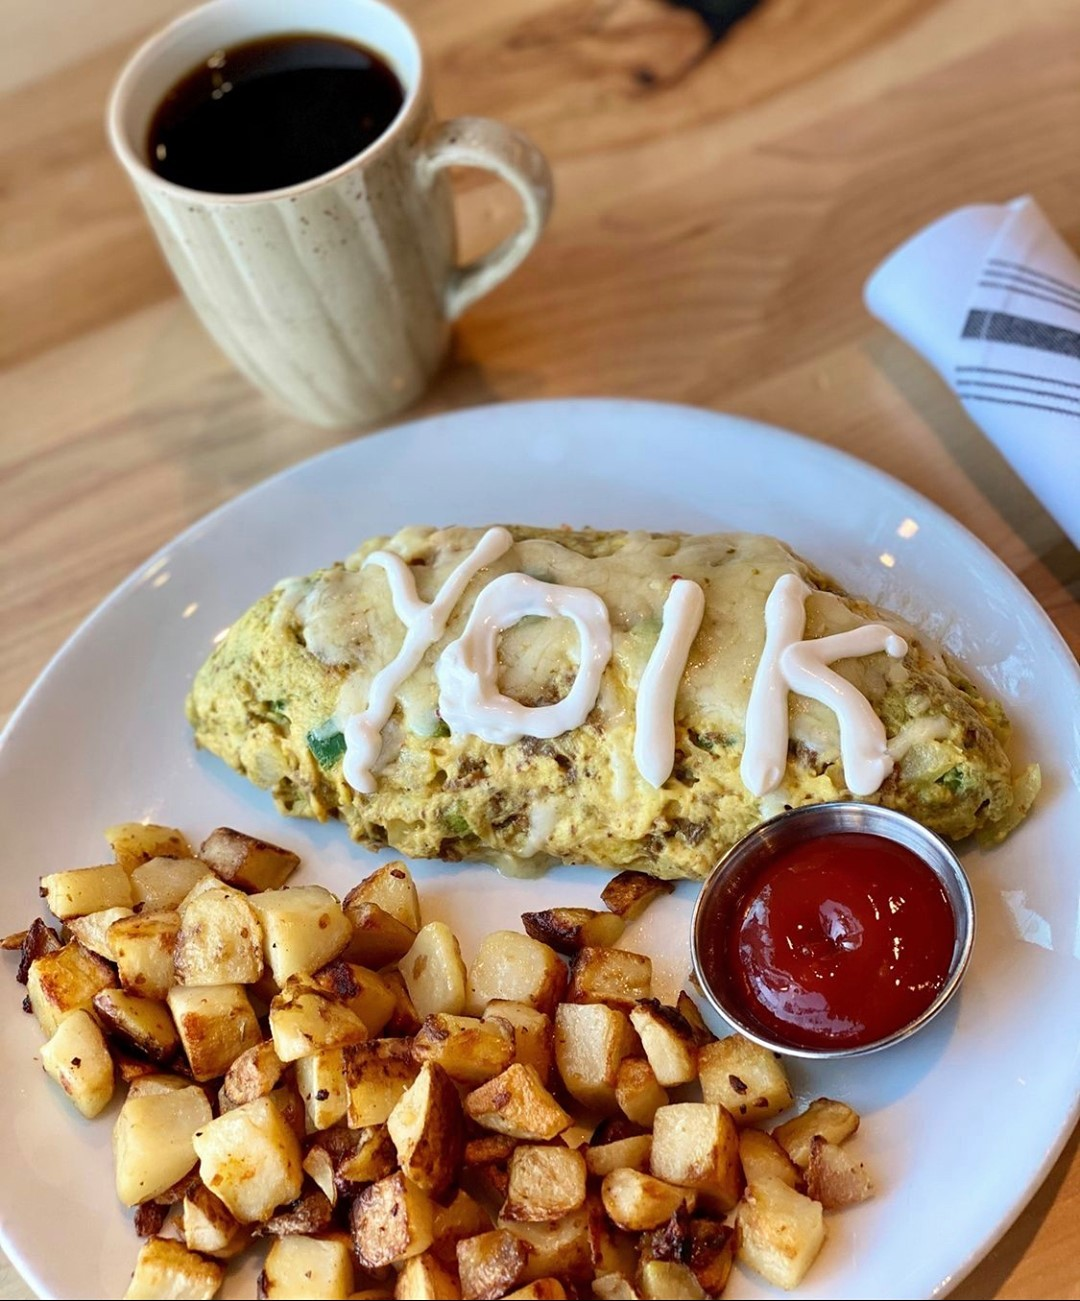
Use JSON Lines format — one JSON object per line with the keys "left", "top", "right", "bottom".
{"left": 0, "top": 0, "right": 1077, "bottom": 1297}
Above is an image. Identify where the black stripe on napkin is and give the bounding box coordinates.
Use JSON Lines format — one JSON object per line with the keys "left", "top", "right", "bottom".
{"left": 976, "top": 279, "right": 1080, "bottom": 318}
{"left": 960, "top": 393, "right": 1080, "bottom": 421}
{"left": 956, "top": 365, "right": 1080, "bottom": 390}
{"left": 987, "top": 258, "right": 1080, "bottom": 301}
{"left": 955, "top": 378, "right": 1080, "bottom": 403}
{"left": 961, "top": 309, "right": 1080, "bottom": 361}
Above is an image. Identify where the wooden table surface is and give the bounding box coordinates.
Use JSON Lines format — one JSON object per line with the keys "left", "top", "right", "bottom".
{"left": 2, "top": 0, "right": 1077, "bottom": 1297}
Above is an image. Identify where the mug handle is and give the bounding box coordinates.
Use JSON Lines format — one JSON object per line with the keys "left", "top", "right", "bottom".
{"left": 418, "top": 117, "right": 554, "bottom": 321}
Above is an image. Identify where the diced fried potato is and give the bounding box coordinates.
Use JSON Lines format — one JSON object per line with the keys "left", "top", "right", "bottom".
{"left": 269, "top": 1080, "right": 307, "bottom": 1143}
{"left": 773, "top": 1097, "right": 860, "bottom": 1169}
{"left": 67, "top": 906, "right": 134, "bottom": 960}
{"left": 26, "top": 941, "right": 118, "bottom": 1037}
{"left": 806, "top": 1136, "right": 872, "bottom": 1209}
{"left": 481, "top": 1001, "right": 553, "bottom": 1084}
{"left": 193, "top": 1093, "right": 302, "bottom": 1222}
{"left": 402, "top": 922, "right": 468, "bottom": 1018}
{"left": 249, "top": 886, "right": 352, "bottom": 985}
{"left": 10, "top": 916, "right": 61, "bottom": 982}
{"left": 388, "top": 1062, "right": 464, "bottom": 1196}
{"left": 739, "top": 1129, "right": 802, "bottom": 1190}
{"left": 592, "top": 1274, "right": 639, "bottom": 1301}
{"left": 464, "top": 1134, "right": 518, "bottom": 1166}
{"left": 587, "top": 1201, "right": 638, "bottom": 1278}
{"left": 222, "top": 1039, "right": 285, "bottom": 1107}
{"left": 503, "top": 1145, "right": 587, "bottom": 1222}
{"left": 335, "top": 1124, "right": 398, "bottom": 1191}
{"left": 40, "top": 863, "right": 133, "bottom": 920}
{"left": 698, "top": 1034, "right": 794, "bottom": 1125}
{"left": 342, "top": 902, "right": 418, "bottom": 969}
{"left": 93, "top": 988, "right": 179, "bottom": 1064}
{"left": 130, "top": 858, "right": 211, "bottom": 912}
{"left": 629, "top": 1001, "right": 698, "bottom": 1087}
{"left": 430, "top": 1188, "right": 492, "bottom": 1269}
{"left": 351, "top": 1172, "right": 435, "bottom": 1269}
{"left": 296, "top": 1046, "right": 349, "bottom": 1130}
{"left": 109, "top": 911, "right": 180, "bottom": 1001}
{"left": 113, "top": 1084, "right": 212, "bottom": 1205}
{"left": 520, "top": 908, "right": 625, "bottom": 955}
{"left": 269, "top": 980, "right": 368, "bottom": 1062}
{"left": 558, "top": 1120, "right": 594, "bottom": 1150}
{"left": 504, "top": 1281, "right": 567, "bottom": 1300}
{"left": 345, "top": 861, "right": 421, "bottom": 931}
{"left": 736, "top": 1176, "right": 826, "bottom": 1290}
{"left": 670, "top": 1216, "right": 734, "bottom": 1297}
{"left": 313, "top": 961, "right": 396, "bottom": 1036}
{"left": 650, "top": 1102, "right": 742, "bottom": 1213}
{"left": 615, "top": 1057, "right": 668, "bottom": 1127}
{"left": 600, "top": 1169, "right": 694, "bottom": 1232}
{"left": 115, "top": 1052, "right": 161, "bottom": 1084}
{"left": 126, "top": 1072, "right": 196, "bottom": 1098}
{"left": 40, "top": 1008, "right": 114, "bottom": 1118}
{"left": 199, "top": 827, "right": 300, "bottom": 893}
{"left": 675, "top": 992, "right": 716, "bottom": 1046}
{"left": 456, "top": 1230, "right": 529, "bottom": 1301}
{"left": 123, "top": 1236, "right": 223, "bottom": 1300}
{"left": 258, "top": 1186, "right": 334, "bottom": 1236}
{"left": 639, "top": 1261, "right": 706, "bottom": 1300}
{"left": 302, "top": 1145, "right": 337, "bottom": 1205}
{"left": 174, "top": 883, "right": 264, "bottom": 986}
{"left": 182, "top": 1182, "right": 242, "bottom": 1255}
{"left": 260, "top": 1233, "right": 354, "bottom": 1299}
{"left": 345, "top": 1038, "right": 420, "bottom": 1127}
{"left": 600, "top": 871, "right": 674, "bottom": 922}
{"left": 584, "top": 1134, "right": 653, "bottom": 1178}
{"left": 167, "top": 983, "right": 261, "bottom": 1081}
{"left": 554, "top": 1002, "right": 636, "bottom": 1113}
{"left": 500, "top": 1204, "right": 592, "bottom": 1284}
{"left": 464, "top": 1064, "right": 571, "bottom": 1140}
{"left": 466, "top": 931, "right": 567, "bottom": 1016}
{"left": 107, "top": 822, "right": 192, "bottom": 871}
{"left": 382, "top": 968, "right": 423, "bottom": 1035}
{"left": 567, "top": 948, "right": 651, "bottom": 1010}
{"left": 394, "top": 1251, "right": 460, "bottom": 1300}
{"left": 412, "top": 1013, "right": 515, "bottom": 1084}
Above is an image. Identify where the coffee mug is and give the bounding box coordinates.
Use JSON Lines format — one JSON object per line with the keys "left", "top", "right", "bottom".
{"left": 108, "top": 0, "right": 553, "bottom": 428}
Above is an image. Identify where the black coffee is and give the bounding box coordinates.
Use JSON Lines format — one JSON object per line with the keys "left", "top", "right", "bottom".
{"left": 148, "top": 33, "right": 404, "bottom": 194}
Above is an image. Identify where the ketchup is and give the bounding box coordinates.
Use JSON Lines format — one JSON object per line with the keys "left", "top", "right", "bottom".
{"left": 701, "top": 832, "right": 956, "bottom": 1050}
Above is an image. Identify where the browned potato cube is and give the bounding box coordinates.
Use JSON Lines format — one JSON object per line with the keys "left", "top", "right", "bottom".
{"left": 40, "top": 1009, "right": 114, "bottom": 1118}
{"left": 773, "top": 1097, "right": 860, "bottom": 1169}
{"left": 504, "top": 1283, "right": 567, "bottom": 1300}
{"left": 554, "top": 1002, "right": 636, "bottom": 1112}
{"left": 456, "top": 1230, "right": 529, "bottom": 1300}
{"left": 345, "top": 861, "right": 421, "bottom": 931}
{"left": 499, "top": 1204, "right": 592, "bottom": 1284}
{"left": 675, "top": 992, "right": 716, "bottom": 1046}
{"left": 639, "top": 1261, "right": 706, "bottom": 1300}
{"left": 481, "top": 1001, "right": 553, "bottom": 1084}
{"left": 615, "top": 1057, "right": 668, "bottom": 1127}
{"left": 342, "top": 902, "right": 418, "bottom": 969}
{"left": 412, "top": 1013, "right": 515, "bottom": 1084}
{"left": 466, "top": 931, "right": 567, "bottom": 1016}
{"left": 108, "top": 911, "right": 180, "bottom": 1002}
{"left": 182, "top": 1182, "right": 242, "bottom": 1256}
{"left": 464, "top": 1134, "right": 518, "bottom": 1166}
{"left": 806, "top": 1136, "right": 872, "bottom": 1209}
{"left": 403, "top": 922, "right": 468, "bottom": 1018}
{"left": 260, "top": 1233, "right": 355, "bottom": 1299}
{"left": 584, "top": 1134, "right": 653, "bottom": 1179}
{"left": 600, "top": 871, "right": 674, "bottom": 921}
{"left": 387, "top": 1061, "right": 464, "bottom": 1196}
{"left": 567, "top": 948, "right": 651, "bottom": 1010}
{"left": 382, "top": 968, "right": 423, "bottom": 1035}
{"left": 650, "top": 1103, "right": 742, "bottom": 1213}
{"left": 40, "top": 863, "right": 133, "bottom": 920}
{"left": 592, "top": 1274, "right": 639, "bottom": 1300}
{"left": 26, "top": 941, "right": 117, "bottom": 1037}
{"left": 739, "top": 1129, "right": 802, "bottom": 1190}
{"left": 587, "top": 1202, "right": 638, "bottom": 1279}
{"left": 629, "top": 1001, "right": 698, "bottom": 1087}
{"left": 521, "top": 908, "right": 625, "bottom": 954}
{"left": 268, "top": 979, "right": 368, "bottom": 1062}
{"left": 698, "top": 1034, "right": 793, "bottom": 1124}
{"left": 249, "top": 885, "right": 352, "bottom": 985}
{"left": 199, "top": 827, "right": 300, "bottom": 893}
{"left": 464, "top": 1064, "right": 571, "bottom": 1140}
{"left": 106, "top": 822, "right": 192, "bottom": 870}
{"left": 67, "top": 906, "right": 134, "bottom": 960}
{"left": 193, "top": 1093, "right": 303, "bottom": 1222}
{"left": 93, "top": 988, "right": 179, "bottom": 1064}
{"left": 345, "top": 1038, "right": 419, "bottom": 1127}
{"left": 503, "top": 1144, "right": 587, "bottom": 1222}
{"left": 600, "top": 1169, "right": 694, "bottom": 1231}
{"left": 296, "top": 1046, "right": 349, "bottom": 1130}
{"left": 123, "top": 1236, "right": 222, "bottom": 1300}
{"left": 258, "top": 1186, "right": 335, "bottom": 1236}
{"left": 641, "top": 1210, "right": 734, "bottom": 1297}
{"left": 167, "top": 983, "right": 261, "bottom": 1081}
{"left": 334, "top": 1124, "right": 398, "bottom": 1191}
{"left": 431, "top": 1189, "right": 493, "bottom": 1269}
{"left": 221, "top": 1039, "right": 285, "bottom": 1107}
{"left": 736, "top": 1176, "right": 826, "bottom": 1290}
{"left": 301, "top": 1145, "right": 337, "bottom": 1205}
{"left": 351, "top": 1172, "right": 435, "bottom": 1269}
{"left": 312, "top": 960, "right": 396, "bottom": 1035}
{"left": 130, "top": 858, "right": 211, "bottom": 912}
{"left": 174, "top": 881, "right": 264, "bottom": 986}
{"left": 113, "top": 1084, "right": 212, "bottom": 1205}
{"left": 394, "top": 1251, "right": 460, "bottom": 1300}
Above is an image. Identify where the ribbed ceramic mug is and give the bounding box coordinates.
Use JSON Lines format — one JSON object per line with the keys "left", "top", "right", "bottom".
{"left": 107, "top": 0, "right": 553, "bottom": 428}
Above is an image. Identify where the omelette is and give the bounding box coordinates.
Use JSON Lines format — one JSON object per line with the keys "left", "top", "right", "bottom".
{"left": 186, "top": 526, "right": 1038, "bottom": 880}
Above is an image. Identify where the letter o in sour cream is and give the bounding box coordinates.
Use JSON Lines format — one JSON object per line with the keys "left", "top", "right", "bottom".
{"left": 435, "top": 573, "right": 613, "bottom": 745}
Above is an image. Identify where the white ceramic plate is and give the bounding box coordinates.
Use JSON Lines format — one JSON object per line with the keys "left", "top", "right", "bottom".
{"left": 1, "top": 399, "right": 1076, "bottom": 1301}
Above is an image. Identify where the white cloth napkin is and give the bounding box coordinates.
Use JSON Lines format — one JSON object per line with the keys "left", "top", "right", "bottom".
{"left": 865, "top": 196, "right": 1080, "bottom": 545}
